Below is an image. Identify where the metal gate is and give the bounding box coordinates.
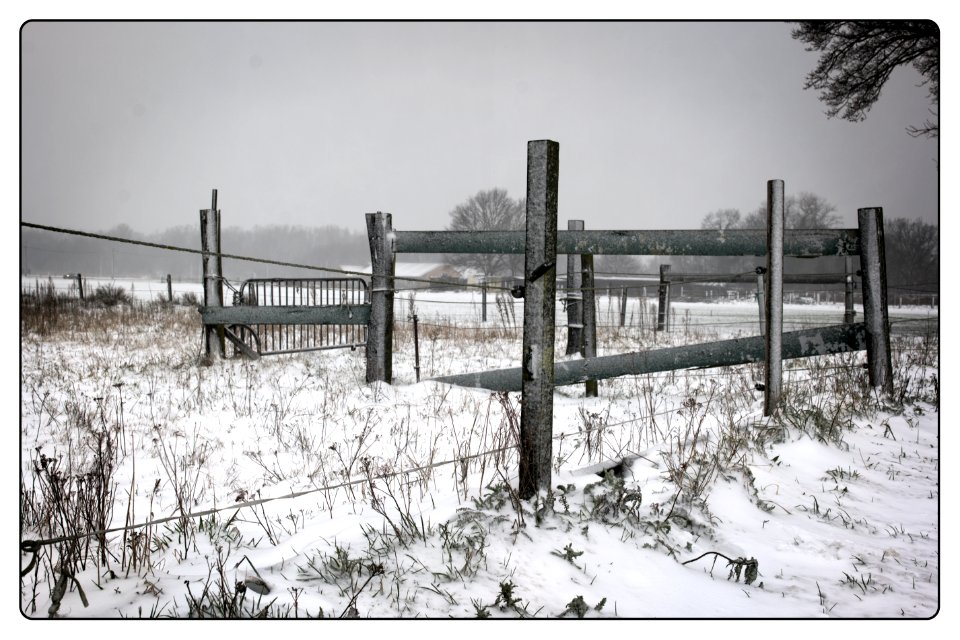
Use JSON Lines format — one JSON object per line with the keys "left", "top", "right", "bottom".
{"left": 230, "top": 277, "right": 369, "bottom": 356}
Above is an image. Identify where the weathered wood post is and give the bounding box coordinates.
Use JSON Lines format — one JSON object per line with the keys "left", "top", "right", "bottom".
{"left": 167, "top": 274, "right": 174, "bottom": 303}
{"left": 481, "top": 277, "right": 488, "bottom": 322}
{"left": 365, "top": 211, "right": 395, "bottom": 384}
{"left": 858, "top": 207, "right": 893, "bottom": 396}
{"left": 756, "top": 268, "right": 765, "bottom": 337}
{"left": 581, "top": 254, "right": 598, "bottom": 398}
{"left": 518, "top": 139, "right": 559, "bottom": 500}
{"left": 76, "top": 273, "right": 84, "bottom": 301}
{"left": 412, "top": 313, "right": 421, "bottom": 383}
{"left": 565, "top": 220, "right": 584, "bottom": 355}
{"left": 619, "top": 287, "right": 628, "bottom": 328}
{"left": 763, "top": 179, "right": 784, "bottom": 416}
{"left": 200, "top": 189, "right": 226, "bottom": 360}
{"left": 844, "top": 256, "right": 856, "bottom": 324}
{"left": 656, "top": 264, "right": 671, "bottom": 331}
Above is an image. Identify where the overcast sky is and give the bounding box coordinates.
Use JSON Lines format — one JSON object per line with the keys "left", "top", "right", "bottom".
{"left": 20, "top": 20, "right": 939, "bottom": 236}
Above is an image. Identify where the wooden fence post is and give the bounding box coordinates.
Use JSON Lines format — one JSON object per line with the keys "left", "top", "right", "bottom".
{"left": 619, "top": 287, "right": 628, "bottom": 328}
{"left": 167, "top": 274, "right": 174, "bottom": 303}
{"left": 581, "top": 254, "right": 598, "bottom": 397}
{"left": 756, "top": 269, "right": 765, "bottom": 337}
{"left": 200, "top": 189, "right": 225, "bottom": 360}
{"left": 764, "top": 179, "right": 784, "bottom": 416}
{"left": 365, "top": 211, "right": 395, "bottom": 384}
{"left": 76, "top": 273, "right": 84, "bottom": 301}
{"left": 858, "top": 207, "right": 893, "bottom": 395}
{"left": 844, "top": 256, "right": 856, "bottom": 324}
{"left": 412, "top": 313, "right": 421, "bottom": 383}
{"left": 656, "top": 264, "right": 671, "bottom": 331}
{"left": 481, "top": 278, "right": 488, "bottom": 322}
{"left": 519, "top": 140, "right": 559, "bottom": 500}
{"left": 565, "top": 220, "right": 584, "bottom": 355}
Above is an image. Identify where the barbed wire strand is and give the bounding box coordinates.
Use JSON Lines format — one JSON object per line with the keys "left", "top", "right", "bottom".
{"left": 20, "top": 221, "right": 513, "bottom": 294}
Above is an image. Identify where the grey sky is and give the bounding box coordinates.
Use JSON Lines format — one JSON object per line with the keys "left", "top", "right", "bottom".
{"left": 20, "top": 20, "right": 939, "bottom": 235}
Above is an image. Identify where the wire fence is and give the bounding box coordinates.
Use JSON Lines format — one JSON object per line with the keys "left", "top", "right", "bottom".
{"left": 19, "top": 223, "right": 940, "bottom": 556}
{"left": 21, "top": 221, "right": 938, "bottom": 376}
{"left": 25, "top": 323, "right": 933, "bottom": 559}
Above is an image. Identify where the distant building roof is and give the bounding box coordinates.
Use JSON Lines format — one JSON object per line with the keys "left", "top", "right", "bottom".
{"left": 341, "top": 263, "right": 463, "bottom": 279}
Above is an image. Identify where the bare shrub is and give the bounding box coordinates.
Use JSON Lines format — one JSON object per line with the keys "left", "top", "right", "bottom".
{"left": 88, "top": 284, "right": 132, "bottom": 307}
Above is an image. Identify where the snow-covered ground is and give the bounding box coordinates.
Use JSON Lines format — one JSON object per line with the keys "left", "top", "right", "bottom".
{"left": 18, "top": 287, "right": 940, "bottom": 624}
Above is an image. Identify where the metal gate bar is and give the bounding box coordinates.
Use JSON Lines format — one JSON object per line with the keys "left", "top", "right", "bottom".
{"left": 229, "top": 277, "right": 369, "bottom": 356}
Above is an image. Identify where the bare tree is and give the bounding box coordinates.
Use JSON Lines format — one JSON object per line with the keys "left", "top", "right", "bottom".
{"left": 884, "top": 217, "right": 938, "bottom": 291}
{"left": 788, "top": 192, "right": 842, "bottom": 228}
{"left": 792, "top": 21, "right": 939, "bottom": 138}
{"left": 741, "top": 192, "right": 841, "bottom": 229}
{"left": 446, "top": 188, "right": 525, "bottom": 277}
{"left": 700, "top": 208, "right": 743, "bottom": 230}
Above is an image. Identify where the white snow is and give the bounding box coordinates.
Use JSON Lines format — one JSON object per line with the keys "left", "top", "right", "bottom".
{"left": 16, "top": 287, "right": 942, "bottom": 628}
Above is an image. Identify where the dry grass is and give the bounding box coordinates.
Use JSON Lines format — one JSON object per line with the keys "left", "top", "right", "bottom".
{"left": 20, "top": 298, "right": 938, "bottom": 617}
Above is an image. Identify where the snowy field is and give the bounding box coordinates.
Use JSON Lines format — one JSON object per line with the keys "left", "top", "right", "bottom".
{"left": 18, "top": 282, "right": 939, "bottom": 622}
{"left": 21, "top": 275, "right": 206, "bottom": 304}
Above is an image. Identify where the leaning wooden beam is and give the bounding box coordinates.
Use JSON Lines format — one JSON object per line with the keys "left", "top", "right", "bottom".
{"left": 430, "top": 323, "right": 868, "bottom": 392}
{"left": 393, "top": 228, "right": 861, "bottom": 257}
{"left": 223, "top": 326, "right": 260, "bottom": 360}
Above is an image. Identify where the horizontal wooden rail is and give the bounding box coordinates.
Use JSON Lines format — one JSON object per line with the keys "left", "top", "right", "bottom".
{"left": 430, "top": 323, "right": 867, "bottom": 392}
{"left": 665, "top": 272, "right": 851, "bottom": 285}
{"left": 200, "top": 305, "right": 370, "bottom": 326}
{"left": 394, "top": 228, "right": 861, "bottom": 257}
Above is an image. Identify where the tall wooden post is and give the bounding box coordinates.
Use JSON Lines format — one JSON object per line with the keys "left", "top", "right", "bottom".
{"left": 201, "top": 189, "right": 225, "bottom": 360}
{"left": 844, "top": 256, "right": 856, "bottom": 324}
{"left": 518, "top": 140, "right": 559, "bottom": 500}
{"left": 756, "top": 269, "right": 765, "bottom": 337}
{"left": 412, "top": 313, "right": 421, "bottom": 383}
{"left": 167, "top": 274, "right": 174, "bottom": 303}
{"left": 858, "top": 207, "right": 893, "bottom": 395}
{"left": 366, "top": 211, "right": 395, "bottom": 384}
{"left": 763, "top": 180, "right": 784, "bottom": 416}
{"left": 656, "top": 264, "right": 671, "bottom": 331}
{"left": 481, "top": 278, "right": 488, "bottom": 322}
{"left": 581, "top": 254, "right": 598, "bottom": 398}
{"left": 76, "top": 273, "right": 84, "bottom": 301}
{"left": 565, "top": 220, "right": 584, "bottom": 354}
{"left": 619, "top": 287, "right": 628, "bottom": 328}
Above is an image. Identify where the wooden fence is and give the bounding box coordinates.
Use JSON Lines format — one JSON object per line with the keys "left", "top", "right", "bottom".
{"left": 360, "top": 140, "right": 892, "bottom": 498}
{"left": 197, "top": 139, "right": 892, "bottom": 499}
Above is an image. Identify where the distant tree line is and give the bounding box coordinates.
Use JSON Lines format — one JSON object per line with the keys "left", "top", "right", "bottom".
{"left": 25, "top": 191, "right": 935, "bottom": 299}
{"left": 676, "top": 194, "right": 938, "bottom": 296}
{"left": 20, "top": 223, "right": 370, "bottom": 282}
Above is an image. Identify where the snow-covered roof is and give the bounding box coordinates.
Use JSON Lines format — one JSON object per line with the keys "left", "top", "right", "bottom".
{"left": 341, "top": 263, "right": 462, "bottom": 278}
